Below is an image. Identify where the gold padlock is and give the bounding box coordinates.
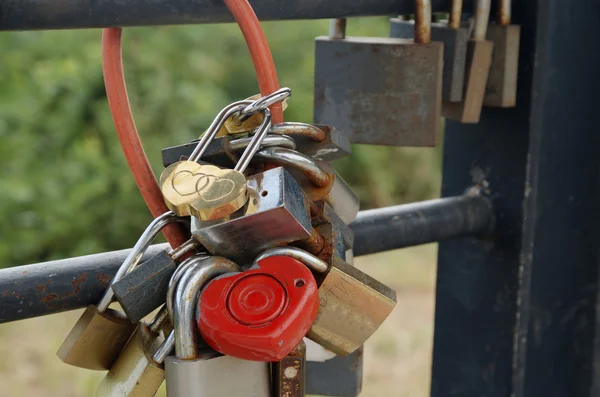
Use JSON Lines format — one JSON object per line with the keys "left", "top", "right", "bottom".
{"left": 254, "top": 247, "right": 397, "bottom": 356}
{"left": 96, "top": 307, "right": 170, "bottom": 397}
{"left": 160, "top": 101, "right": 272, "bottom": 221}
{"left": 57, "top": 211, "right": 187, "bottom": 370}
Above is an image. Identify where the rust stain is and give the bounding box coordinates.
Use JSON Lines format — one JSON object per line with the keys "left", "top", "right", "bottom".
{"left": 41, "top": 293, "right": 59, "bottom": 303}
{"left": 62, "top": 273, "right": 87, "bottom": 299}
{"left": 96, "top": 273, "right": 111, "bottom": 288}
{"left": 35, "top": 284, "right": 47, "bottom": 293}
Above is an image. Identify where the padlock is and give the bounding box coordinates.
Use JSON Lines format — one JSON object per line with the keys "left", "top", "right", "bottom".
{"left": 268, "top": 123, "right": 352, "bottom": 161}
{"left": 57, "top": 211, "right": 187, "bottom": 370}
{"left": 164, "top": 257, "right": 270, "bottom": 397}
{"left": 443, "top": 0, "right": 494, "bottom": 122}
{"left": 162, "top": 124, "right": 350, "bottom": 169}
{"left": 314, "top": 2, "right": 443, "bottom": 147}
{"left": 160, "top": 99, "right": 272, "bottom": 221}
{"left": 390, "top": 0, "right": 470, "bottom": 102}
{"left": 484, "top": 0, "right": 520, "bottom": 107}
{"left": 167, "top": 348, "right": 271, "bottom": 397}
{"left": 191, "top": 166, "right": 313, "bottom": 264}
{"left": 112, "top": 238, "right": 200, "bottom": 323}
{"left": 197, "top": 255, "right": 320, "bottom": 362}
{"left": 96, "top": 307, "right": 170, "bottom": 397}
{"left": 254, "top": 247, "right": 397, "bottom": 356}
{"left": 272, "top": 341, "right": 306, "bottom": 397}
{"left": 252, "top": 147, "right": 359, "bottom": 224}
{"left": 310, "top": 207, "right": 354, "bottom": 264}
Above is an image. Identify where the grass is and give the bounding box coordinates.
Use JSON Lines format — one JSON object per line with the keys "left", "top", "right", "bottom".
{"left": 0, "top": 245, "right": 437, "bottom": 397}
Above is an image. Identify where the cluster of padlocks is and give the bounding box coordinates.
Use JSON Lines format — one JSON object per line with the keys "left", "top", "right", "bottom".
{"left": 56, "top": 88, "right": 397, "bottom": 396}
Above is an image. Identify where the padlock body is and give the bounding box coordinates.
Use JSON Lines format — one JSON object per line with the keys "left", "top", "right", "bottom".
{"left": 165, "top": 353, "right": 270, "bottom": 397}
{"left": 390, "top": 18, "right": 470, "bottom": 102}
{"left": 484, "top": 24, "right": 521, "bottom": 107}
{"left": 96, "top": 322, "right": 166, "bottom": 397}
{"left": 443, "top": 39, "right": 494, "bottom": 123}
{"left": 314, "top": 36, "right": 443, "bottom": 146}
{"left": 198, "top": 256, "right": 319, "bottom": 361}
{"left": 272, "top": 341, "right": 306, "bottom": 397}
{"left": 57, "top": 305, "right": 136, "bottom": 370}
{"left": 192, "top": 167, "right": 312, "bottom": 264}
{"left": 307, "top": 256, "right": 397, "bottom": 356}
{"left": 113, "top": 249, "right": 177, "bottom": 323}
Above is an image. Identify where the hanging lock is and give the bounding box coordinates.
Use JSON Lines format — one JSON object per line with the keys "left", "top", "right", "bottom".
{"left": 314, "top": 0, "right": 443, "bottom": 147}
{"left": 443, "top": 0, "right": 494, "bottom": 122}
{"left": 197, "top": 255, "right": 320, "bottom": 362}
{"left": 57, "top": 211, "right": 187, "bottom": 370}
{"left": 96, "top": 307, "right": 170, "bottom": 397}
{"left": 484, "top": 0, "right": 520, "bottom": 107}
{"left": 111, "top": 238, "right": 200, "bottom": 323}
{"left": 160, "top": 98, "right": 273, "bottom": 221}
{"left": 164, "top": 256, "right": 270, "bottom": 397}
{"left": 252, "top": 147, "right": 359, "bottom": 224}
{"left": 254, "top": 247, "right": 396, "bottom": 356}
{"left": 390, "top": 0, "right": 470, "bottom": 102}
{"left": 191, "top": 166, "right": 313, "bottom": 264}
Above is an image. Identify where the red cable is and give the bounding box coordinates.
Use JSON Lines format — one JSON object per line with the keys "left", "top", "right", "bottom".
{"left": 222, "top": 0, "right": 283, "bottom": 124}
{"left": 102, "top": 1, "right": 282, "bottom": 247}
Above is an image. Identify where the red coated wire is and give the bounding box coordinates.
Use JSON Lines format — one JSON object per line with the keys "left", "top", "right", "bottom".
{"left": 102, "top": 1, "right": 283, "bottom": 248}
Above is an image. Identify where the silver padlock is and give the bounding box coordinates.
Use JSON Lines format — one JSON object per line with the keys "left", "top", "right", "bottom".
{"left": 314, "top": 1, "right": 443, "bottom": 147}
{"left": 164, "top": 256, "right": 270, "bottom": 397}
{"left": 191, "top": 166, "right": 313, "bottom": 264}
{"left": 252, "top": 147, "right": 359, "bottom": 224}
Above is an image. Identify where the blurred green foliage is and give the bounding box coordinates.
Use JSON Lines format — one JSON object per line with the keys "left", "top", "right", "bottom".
{"left": 0, "top": 18, "right": 441, "bottom": 268}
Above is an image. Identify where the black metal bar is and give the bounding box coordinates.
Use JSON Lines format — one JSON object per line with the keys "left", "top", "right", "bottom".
{"left": 352, "top": 194, "right": 494, "bottom": 257}
{"left": 0, "top": 244, "right": 168, "bottom": 324}
{"left": 0, "top": 0, "right": 476, "bottom": 31}
{"left": 0, "top": 197, "right": 493, "bottom": 324}
{"left": 431, "top": 1, "right": 600, "bottom": 397}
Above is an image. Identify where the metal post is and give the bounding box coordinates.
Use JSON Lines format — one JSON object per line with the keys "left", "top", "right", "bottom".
{"left": 431, "top": 1, "right": 600, "bottom": 396}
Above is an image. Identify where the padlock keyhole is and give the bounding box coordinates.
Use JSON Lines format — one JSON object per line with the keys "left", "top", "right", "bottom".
{"left": 295, "top": 279, "right": 305, "bottom": 288}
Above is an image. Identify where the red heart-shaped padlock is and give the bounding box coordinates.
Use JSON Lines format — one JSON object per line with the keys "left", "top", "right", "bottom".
{"left": 197, "top": 255, "right": 319, "bottom": 362}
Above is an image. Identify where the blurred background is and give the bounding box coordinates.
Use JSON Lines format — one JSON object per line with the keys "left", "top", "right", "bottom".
{"left": 0, "top": 17, "right": 441, "bottom": 396}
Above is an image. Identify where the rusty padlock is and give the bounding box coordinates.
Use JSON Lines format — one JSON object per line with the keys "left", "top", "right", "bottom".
{"left": 314, "top": 1, "right": 443, "bottom": 147}
{"left": 443, "top": 0, "right": 494, "bottom": 122}
{"left": 390, "top": 0, "right": 470, "bottom": 102}
{"left": 484, "top": 0, "right": 521, "bottom": 107}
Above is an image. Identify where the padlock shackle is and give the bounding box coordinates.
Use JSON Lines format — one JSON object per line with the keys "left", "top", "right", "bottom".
{"left": 473, "top": 0, "right": 492, "bottom": 41}
{"left": 149, "top": 305, "right": 170, "bottom": 334}
{"left": 253, "top": 147, "right": 331, "bottom": 188}
{"left": 173, "top": 256, "right": 241, "bottom": 359}
{"left": 448, "top": 0, "right": 463, "bottom": 29}
{"left": 167, "top": 254, "right": 210, "bottom": 322}
{"left": 254, "top": 247, "right": 329, "bottom": 274}
{"left": 329, "top": 18, "right": 347, "bottom": 39}
{"left": 234, "top": 109, "right": 272, "bottom": 173}
{"left": 167, "top": 238, "right": 200, "bottom": 261}
{"left": 414, "top": 0, "right": 432, "bottom": 44}
{"left": 270, "top": 122, "right": 328, "bottom": 143}
{"left": 188, "top": 100, "right": 253, "bottom": 162}
{"left": 97, "top": 211, "right": 187, "bottom": 312}
{"left": 238, "top": 87, "right": 291, "bottom": 121}
{"left": 228, "top": 134, "right": 296, "bottom": 152}
{"left": 498, "top": 0, "right": 511, "bottom": 25}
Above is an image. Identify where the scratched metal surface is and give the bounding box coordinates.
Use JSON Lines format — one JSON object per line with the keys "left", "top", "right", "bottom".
{"left": 313, "top": 36, "right": 443, "bottom": 146}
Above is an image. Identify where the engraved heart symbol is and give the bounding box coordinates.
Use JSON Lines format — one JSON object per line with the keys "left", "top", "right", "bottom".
{"left": 160, "top": 161, "right": 248, "bottom": 220}
{"left": 171, "top": 171, "right": 235, "bottom": 202}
